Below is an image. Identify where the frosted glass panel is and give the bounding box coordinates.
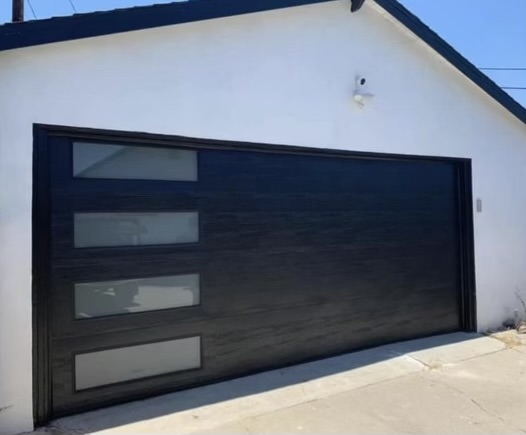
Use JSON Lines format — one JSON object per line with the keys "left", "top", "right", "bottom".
{"left": 74, "top": 212, "right": 199, "bottom": 247}
{"left": 75, "top": 274, "right": 200, "bottom": 319}
{"left": 73, "top": 142, "right": 197, "bottom": 181}
{"left": 75, "top": 336, "right": 201, "bottom": 390}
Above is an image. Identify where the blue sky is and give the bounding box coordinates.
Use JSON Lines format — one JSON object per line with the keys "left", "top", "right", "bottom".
{"left": 1, "top": 0, "right": 525, "bottom": 106}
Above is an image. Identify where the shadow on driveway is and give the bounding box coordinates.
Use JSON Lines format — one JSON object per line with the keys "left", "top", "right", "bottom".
{"left": 50, "top": 332, "right": 481, "bottom": 434}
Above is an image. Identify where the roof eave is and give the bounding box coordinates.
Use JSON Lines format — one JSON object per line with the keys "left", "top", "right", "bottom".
{"left": 0, "top": 0, "right": 335, "bottom": 52}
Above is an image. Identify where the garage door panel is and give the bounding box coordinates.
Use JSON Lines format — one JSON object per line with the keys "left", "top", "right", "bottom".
{"left": 51, "top": 209, "right": 457, "bottom": 256}
{"left": 50, "top": 138, "right": 457, "bottom": 196}
{"left": 51, "top": 284, "right": 459, "bottom": 341}
{"left": 51, "top": 287, "right": 458, "bottom": 342}
{"left": 50, "top": 293, "right": 460, "bottom": 415}
{"left": 51, "top": 293, "right": 459, "bottom": 357}
{"left": 51, "top": 242, "right": 457, "bottom": 312}
{"left": 50, "top": 239, "right": 459, "bottom": 339}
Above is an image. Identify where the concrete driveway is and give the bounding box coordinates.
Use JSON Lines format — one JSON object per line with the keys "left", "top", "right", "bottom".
{"left": 42, "top": 331, "right": 526, "bottom": 435}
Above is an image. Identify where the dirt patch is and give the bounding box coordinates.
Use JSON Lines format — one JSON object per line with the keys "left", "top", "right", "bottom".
{"left": 490, "top": 330, "right": 526, "bottom": 348}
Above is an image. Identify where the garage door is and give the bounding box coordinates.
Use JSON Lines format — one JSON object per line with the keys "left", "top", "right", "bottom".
{"left": 33, "top": 127, "right": 475, "bottom": 420}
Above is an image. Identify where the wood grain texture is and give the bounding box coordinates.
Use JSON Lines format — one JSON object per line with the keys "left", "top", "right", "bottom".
{"left": 39, "top": 132, "right": 469, "bottom": 418}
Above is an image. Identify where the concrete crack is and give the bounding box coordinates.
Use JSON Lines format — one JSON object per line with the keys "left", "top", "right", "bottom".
{"left": 430, "top": 378, "right": 526, "bottom": 434}
{"left": 405, "top": 354, "right": 435, "bottom": 370}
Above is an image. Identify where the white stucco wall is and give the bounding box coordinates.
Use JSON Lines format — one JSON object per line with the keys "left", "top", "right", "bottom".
{"left": 1, "top": 1, "right": 526, "bottom": 432}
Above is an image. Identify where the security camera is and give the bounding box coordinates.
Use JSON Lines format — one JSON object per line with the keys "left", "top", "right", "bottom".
{"left": 353, "top": 75, "right": 374, "bottom": 108}
{"left": 356, "top": 76, "right": 367, "bottom": 87}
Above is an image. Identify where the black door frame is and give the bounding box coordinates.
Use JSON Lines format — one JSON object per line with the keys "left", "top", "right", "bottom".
{"left": 32, "top": 123, "right": 477, "bottom": 425}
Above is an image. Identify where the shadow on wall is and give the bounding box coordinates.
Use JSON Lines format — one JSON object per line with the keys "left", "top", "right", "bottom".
{"left": 48, "top": 332, "right": 479, "bottom": 434}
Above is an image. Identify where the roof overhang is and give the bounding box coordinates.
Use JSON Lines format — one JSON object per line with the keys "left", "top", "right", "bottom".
{"left": 0, "top": 0, "right": 335, "bottom": 52}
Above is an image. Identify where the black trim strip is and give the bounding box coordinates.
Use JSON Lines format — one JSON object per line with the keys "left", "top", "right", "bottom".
{"left": 32, "top": 125, "right": 53, "bottom": 425}
{"left": 457, "top": 161, "right": 477, "bottom": 331}
{"left": 36, "top": 123, "right": 472, "bottom": 163}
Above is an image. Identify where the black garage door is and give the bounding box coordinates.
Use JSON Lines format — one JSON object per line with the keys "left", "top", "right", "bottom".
{"left": 33, "top": 126, "right": 475, "bottom": 421}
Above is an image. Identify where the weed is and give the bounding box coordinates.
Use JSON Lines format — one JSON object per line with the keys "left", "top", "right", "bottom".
{"left": 515, "top": 291, "right": 526, "bottom": 334}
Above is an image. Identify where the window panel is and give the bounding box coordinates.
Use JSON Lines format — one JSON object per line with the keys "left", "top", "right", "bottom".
{"left": 75, "top": 336, "right": 201, "bottom": 390}
{"left": 75, "top": 274, "right": 200, "bottom": 319}
{"left": 74, "top": 212, "right": 199, "bottom": 248}
{"left": 73, "top": 142, "right": 197, "bottom": 181}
